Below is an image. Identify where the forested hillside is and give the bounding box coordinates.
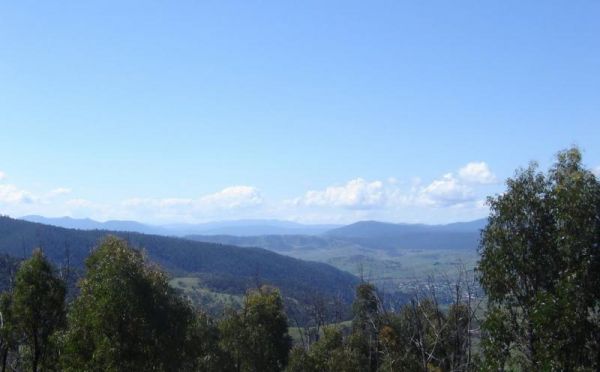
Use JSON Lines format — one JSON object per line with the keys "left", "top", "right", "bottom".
{"left": 0, "top": 217, "right": 359, "bottom": 317}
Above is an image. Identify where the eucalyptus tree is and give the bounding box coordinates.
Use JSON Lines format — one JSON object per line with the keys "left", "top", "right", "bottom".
{"left": 11, "top": 249, "right": 66, "bottom": 372}
{"left": 60, "top": 237, "right": 209, "bottom": 371}
{"left": 478, "top": 147, "right": 600, "bottom": 370}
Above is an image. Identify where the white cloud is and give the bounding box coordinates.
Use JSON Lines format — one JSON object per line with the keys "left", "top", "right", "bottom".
{"left": 48, "top": 187, "right": 72, "bottom": 197}
{"left": 284, "top": 173, "right": 489, "bottom": 224}
{"left": 295, "top": 178, "right": 385, "bottom": 209}
{"left": 291, "top": 168, "right": 487, "bottom": 212}
{"left": 593, "top": 166, "right": 600, "bottom": 177}
{"left": 0, "top": 184, "right": 36, "bottom": 204}
{"left": 120, "top": 185, "right": 264, "bottom": 221}
{"left": 0, "top": 162, "right": 498, "bottom": 224}
{"left": 198, "top": 186, "right": 263, "bottom": 209}
{"left": 417, "top": 173, "right": 475, "bottom": 207}
{"left": 458, "top": 162, "right": 497, "bottom": 184}
{"left": 0, "top": 173, "right": 71, "bottom": 206}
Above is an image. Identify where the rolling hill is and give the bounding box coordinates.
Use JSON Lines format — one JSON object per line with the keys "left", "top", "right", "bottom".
{"left": 189, "top": 219, "right": 485, "bottom": 257}
{"left": 0, "top": 216, "right": 359, "bottom": 320}
{"left": 187, "top": 219, "right": 486, "bottom": 286}
{"left": 324, "top": 219, "right": 486, "bottom": 250}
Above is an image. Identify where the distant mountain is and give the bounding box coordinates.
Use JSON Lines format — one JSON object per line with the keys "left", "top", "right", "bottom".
{"left": 421, "top": 219, "right": 488, "bottom": 233}
{"left": 188, "top": 219, "right": 486, "bottom": 270}
{"left": 21, "top": 215, "right": 170, "bottom": 235}
{"left": 323, "top": 219, "right": 486, "bottom": 251}
{"left": 187, "top": 219, "right": 486, "bottom": 289}
{"left": 164, "top": 220, "right": 340, "bottom": 236}
{"left": 0, "top": 216, "right": 359, "bottom": 320}
{"left": 325, "top": 219, "right": 487, "bottom": 238}
{"left": 324, "top": 221, "right": 430, "bottom": 238}
{"left": 20, "top": 216, "right": 339, "bottom": 237}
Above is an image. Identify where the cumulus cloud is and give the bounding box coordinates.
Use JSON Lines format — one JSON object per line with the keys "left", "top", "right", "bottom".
{"left": 291, "top": 163, "right": 494, "bottom": 213}
{"left": 121, "top": 185, "right": 264, "bottom": 219}
{"left": 199, "top": 186, "right": 263, "bottom": 209}
{"left": 0, "top": 172, "right": 72, "bottom": 206}
{"left": 417, "top": 173, "right": 475, "bottom": 207}
{"left": 458, "top": 162, "right": 497, "bottom": 184}
{"left": 0, "top": 184, "right": 36, "bottom": 204}
{"left": 0, "top": 162, "right": 497, "bottom": 223}
{"left": 294, "top": 178, "right": 385, "bottom": 209}
{"left": 593, "top": 166, "right": 600, "bottom": 177}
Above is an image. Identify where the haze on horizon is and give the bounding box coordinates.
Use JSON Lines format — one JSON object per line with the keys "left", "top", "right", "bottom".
{"left": 1, "top": 1, "right": 599, "bottom": 225}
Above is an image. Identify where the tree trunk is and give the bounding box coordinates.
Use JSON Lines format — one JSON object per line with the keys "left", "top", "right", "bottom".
{"left": 1, "top": 347, "right": 8, "bottom": 372}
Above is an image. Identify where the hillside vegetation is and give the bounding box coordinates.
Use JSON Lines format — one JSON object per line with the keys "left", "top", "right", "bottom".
{"left": 0, "top": 216, "right": 359, "bottom": 319}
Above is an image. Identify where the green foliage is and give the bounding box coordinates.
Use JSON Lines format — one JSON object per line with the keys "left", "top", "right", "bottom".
{"left": 286, "top": 326, "right": 362, "bottom": 372}
{"left": 60, "top": 237, "right": 204, "bottom": 371}
{"left": 285, "top": 346, "right": 316, "bottom": 372}
{"left": 184, "top": 311, "right": 233, "bottom": 372}
{"left": 0, "top": 292, "right": 15, "bottom": 371}
{"left": 350, "top": 283, "right": 381, "bottom": 371}
{"left": 441, "top": 303, "right": 472, "bottom": 371}
{"left": 0, "top": 255, "right": 19, "bottom": 294}
{"left": 379, "top": 299, "right": 446, "bottom": 371}
{"left": 478, "top": 147, "right": 600, "bottom": 370}
{"left": 219, "top": 286, "right": 292, "bottom": 372}
{"left": 0, "top": 216, "right": 359, "bottom": 324}
{"left": 11, "top": 249, "right": 66, "bottom": 372}
{"left": 288, "top": 279, "right": 479, "bottom": 372}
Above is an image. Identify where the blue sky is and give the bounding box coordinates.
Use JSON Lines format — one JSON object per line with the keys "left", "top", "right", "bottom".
{"left": 1, "top": 1, "right": 599, "bottom": 224}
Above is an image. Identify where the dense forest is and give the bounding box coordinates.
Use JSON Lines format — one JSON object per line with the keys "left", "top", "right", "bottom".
{"left": 0, "top": 148, "right": 598, "bottom": 371}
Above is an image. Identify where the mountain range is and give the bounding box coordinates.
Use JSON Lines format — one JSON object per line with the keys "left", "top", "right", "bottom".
{"left": 21, "top": 215, "right": 486, "bottom": 240}
{"left": 186, "top": 219, "right": 486, "bottom": 285}
{"left": 1, "top": 216, "right": 359, "bottom": 322}
{"left": 16, "top": 215, "right": 487, "bottom": 288}
{"left": 187, "top": 218, "right": 486, "bottom": 254}
{"left": 21, "top": 215, "right": 339, "bottom": 236}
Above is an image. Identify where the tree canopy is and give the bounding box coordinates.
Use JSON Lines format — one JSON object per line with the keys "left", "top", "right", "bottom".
{"left": 60, "top": 237, "right": 204, "bottom": 371}
{"left": 478, "top": 147, "right": 600, "bottom": 370}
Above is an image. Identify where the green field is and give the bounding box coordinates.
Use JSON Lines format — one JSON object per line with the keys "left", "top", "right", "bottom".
{"left": 326, "top": 248, "right": 479, "bottom": 289}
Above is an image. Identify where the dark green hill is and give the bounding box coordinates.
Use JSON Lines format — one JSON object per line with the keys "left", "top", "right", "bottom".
{"left": 0, "top": 216, "right": 359, "bottom": 312}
